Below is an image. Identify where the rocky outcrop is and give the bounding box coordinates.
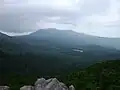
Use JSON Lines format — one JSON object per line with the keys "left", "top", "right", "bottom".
{"left": 35, "top": 78, "right": 69, "bottom": 90}
{"left": 20, "top": 86, "right": 34, "bottom": 90}
{"left": 0, "top": 78, "right": 75, "bottom": 90}
{"left": 0, "top": 86, "right": 9, "bottom": 90}
{"left": 69, "top": 85, "right": 75, "bottom": 90}
{"left": 21, "top": 78, "right": 75, "bottom": 90}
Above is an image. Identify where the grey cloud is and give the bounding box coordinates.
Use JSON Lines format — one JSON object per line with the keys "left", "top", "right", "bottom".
{"left": 0, "top": 6, "right": 79, "bottom": 32}
{"left": 80, "top": 0, "right": 110, "bottom": 15}
{"left": 1, "top": 0, "right": 120, "bottom": 37}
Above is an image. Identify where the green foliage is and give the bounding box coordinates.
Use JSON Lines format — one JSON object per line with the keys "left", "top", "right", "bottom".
{"left": 1, "top": 50, "right": 120, "bottom": 90}
{"left": 61, "top": 60, "right": 120, "bottom": 90}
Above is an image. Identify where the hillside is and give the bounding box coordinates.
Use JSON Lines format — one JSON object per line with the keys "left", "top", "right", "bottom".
{"left": 63, "top": 60, "right": 120, "bottom": 90}
{"left": 1, "top": 30, "right": 120, "bottom": 64}
{"left": 20, "top": 29, "right": 120, "bottom": 49}
{"left": 1, "top": 29, "right": 120, "bottom": 55}
{"left": 1, "top": 58, "right": 120, "bottom": 90}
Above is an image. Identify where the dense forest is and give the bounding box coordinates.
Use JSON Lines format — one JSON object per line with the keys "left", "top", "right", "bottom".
{"left": 0, "top": 50, "right": 120, "bottom": 90}
{"left": 62, "top": 60, "right": 120, "bottom": 90}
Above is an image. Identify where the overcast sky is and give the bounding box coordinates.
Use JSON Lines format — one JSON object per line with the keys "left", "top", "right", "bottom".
{"left": 1, "top": 0, "right": 120, "bottom": 37}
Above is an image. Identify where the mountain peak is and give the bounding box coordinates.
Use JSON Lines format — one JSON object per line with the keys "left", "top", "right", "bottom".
{"left": 30, "top": 28, "right": 81, "bottom": 36}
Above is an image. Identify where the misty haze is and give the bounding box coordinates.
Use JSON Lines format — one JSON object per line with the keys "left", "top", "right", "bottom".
{"left": 0, "top": 0, "right": 120, "bottom": 90}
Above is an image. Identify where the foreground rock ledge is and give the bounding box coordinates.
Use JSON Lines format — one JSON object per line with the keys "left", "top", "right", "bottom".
{"left": 20, "top": 78, "right": 75, "bottom": 90}
{"left": 0, "top": 86, "right": 9, "bottom": 90}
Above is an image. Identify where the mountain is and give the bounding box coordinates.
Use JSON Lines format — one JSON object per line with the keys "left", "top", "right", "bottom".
{"left": 1, "top": 29, "right": 120, "bottom": 74}
{"left": 1, "top": 29, "right": 120, "bottom": 52}
{"left": 16, "top": 29, "right": 89, "bottom": 47}
{"left": 1, "top": 30, "right": 120, "bottom": 90}
{"left": 0, "top": 29, "right": 120, "bottom": 76}
{"left": 1, "top": 29, "right": 120, "bottom": 63}
{"left": 30, "top": 29, "right": 120, "bottom": 49}
{"left": 16, "top": 28, "right": 120, "bottom": 49}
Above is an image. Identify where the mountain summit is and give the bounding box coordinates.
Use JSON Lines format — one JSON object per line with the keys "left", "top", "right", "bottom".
{"left": 27, "top": 29, "right": 120, "bottom": 49}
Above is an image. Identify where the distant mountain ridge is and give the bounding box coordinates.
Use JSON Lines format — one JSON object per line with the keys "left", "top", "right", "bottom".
{"left": 0, "top": 29, "right": 120, "bottom": 54}
{"left": 28, "top": 28, "right": 120, "bottom": 49}
{"left": 0, "top": 29, "right": 120, "bottom": 63}
{"left": 1, "top": 28, "right": 120, "bottom": 49}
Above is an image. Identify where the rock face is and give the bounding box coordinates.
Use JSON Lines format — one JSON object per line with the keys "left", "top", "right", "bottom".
{"left": 20, "top": 86, "right": 34, "bottom": 90}
{"left": 0, "top": 86, "right": 9, "bottom": 90}
{"left": 34, "top": 78, "right": 75, "bottom": 90}
{"left": 69, "top": 85, "right": 75, "bottom": 90}
{"left": 0, "top": 78, "right": 75, "bottom": 90}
